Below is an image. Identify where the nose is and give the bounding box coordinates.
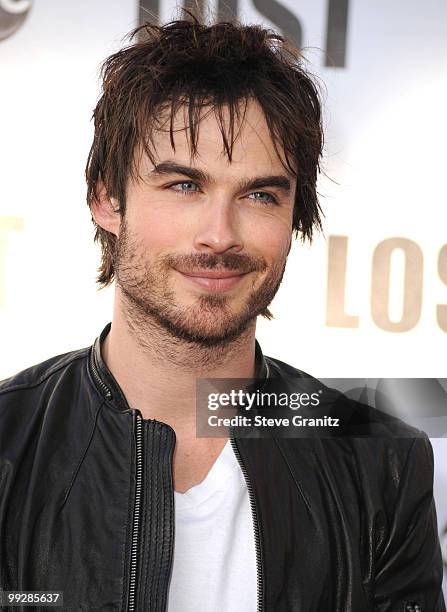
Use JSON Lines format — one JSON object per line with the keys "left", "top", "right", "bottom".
{"left": 192, "top": 196, "right": 244, "bottom": 254}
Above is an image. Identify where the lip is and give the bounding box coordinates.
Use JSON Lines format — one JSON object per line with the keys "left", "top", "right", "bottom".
{"left": 177, "top": 269, "right": 249, "bottom": 292}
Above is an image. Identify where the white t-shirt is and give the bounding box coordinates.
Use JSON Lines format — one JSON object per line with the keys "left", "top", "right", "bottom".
{"left": 166, "top": 439, "right": 258, "bottom": 611}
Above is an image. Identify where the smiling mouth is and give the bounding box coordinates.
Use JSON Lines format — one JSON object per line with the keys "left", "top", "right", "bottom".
{"left": 176, "top": 269, "right": 249, "bottom": 292}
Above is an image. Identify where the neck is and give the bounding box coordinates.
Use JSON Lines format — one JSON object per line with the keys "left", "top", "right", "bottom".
{"left": 101, "top": 290, "right": 258, "bottom": 431}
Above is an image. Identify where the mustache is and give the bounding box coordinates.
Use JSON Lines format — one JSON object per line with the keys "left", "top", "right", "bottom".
{"left": 161, "top": 252, "right": 266, "bottom": 274}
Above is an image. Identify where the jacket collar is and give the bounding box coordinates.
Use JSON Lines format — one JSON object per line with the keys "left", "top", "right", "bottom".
{"left": 91, "top": 322, "right": 270, "bottom": 408}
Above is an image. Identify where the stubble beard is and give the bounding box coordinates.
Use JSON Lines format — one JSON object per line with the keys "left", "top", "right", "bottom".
{"left": 114, "top": 219, "right": 288, "bottom": 353}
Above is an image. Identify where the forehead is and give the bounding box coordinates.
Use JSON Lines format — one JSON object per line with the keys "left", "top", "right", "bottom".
{"left": 144, "top": 98, "right": 291, "bottom": 175}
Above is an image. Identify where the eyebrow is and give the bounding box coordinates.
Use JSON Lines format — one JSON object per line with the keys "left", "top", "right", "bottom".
{"left": 149, "top": 161, "right": 292, "bottom": 195}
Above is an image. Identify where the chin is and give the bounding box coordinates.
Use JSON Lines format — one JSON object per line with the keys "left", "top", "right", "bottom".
{"left": 164, "top": 306, "right": 254, "bottom": 346}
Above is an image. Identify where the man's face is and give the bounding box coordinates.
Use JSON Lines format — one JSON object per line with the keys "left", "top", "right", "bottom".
{"left": 114, "top": 99, "right": 296, "bottom": 346}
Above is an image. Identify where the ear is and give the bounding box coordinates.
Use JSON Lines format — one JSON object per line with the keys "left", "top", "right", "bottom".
{"left": 90, "top": 178, "right": 121, "bottom": 237}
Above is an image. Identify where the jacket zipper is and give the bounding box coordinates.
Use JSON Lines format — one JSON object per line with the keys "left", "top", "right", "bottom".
{"left": 89, "top": 352, "right": 113, "bottom": 400}
{"left": 90, "top": 350, "right": 176, "bottom": 611}
{"left": 229, "top": 426, "right": 264, "bottom": 612}
{"left": 91, "top": 351, "right": 177, "bottom": 611}
{"left": 90, "top": 352, "right": 143, "bottom": 611}
{"left": 128, "top": 411, "right": 143, "bottom": 612}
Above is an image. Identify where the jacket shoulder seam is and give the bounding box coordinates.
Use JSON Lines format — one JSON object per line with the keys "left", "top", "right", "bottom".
{"left": 0, "top": 349, "right": 89, "bottom": 397}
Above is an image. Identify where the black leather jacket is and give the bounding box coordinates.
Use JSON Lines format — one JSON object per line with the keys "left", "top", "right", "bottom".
{"left": 0, "top": 323, "right": 445, "bottom": 611}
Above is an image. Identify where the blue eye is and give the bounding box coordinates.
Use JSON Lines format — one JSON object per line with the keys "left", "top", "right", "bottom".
{"left": 248, "top": 191, "right": 277, "bottom": 205}
{"left": 171, "top": 181, "right": 200, "bottom": 195}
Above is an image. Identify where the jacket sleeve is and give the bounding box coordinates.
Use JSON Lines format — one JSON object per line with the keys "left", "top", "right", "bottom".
{"left": 373, "top": 432, "right": 446, "bottom": 611}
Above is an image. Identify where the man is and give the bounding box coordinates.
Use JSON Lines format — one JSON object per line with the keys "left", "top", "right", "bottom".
{"left": 0, "top": 14, "right": 445, "bottom": 612}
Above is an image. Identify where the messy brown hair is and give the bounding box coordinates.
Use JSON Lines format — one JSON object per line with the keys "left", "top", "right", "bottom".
{"left": 85, "top": 12, "right": 324, "bottom": 288}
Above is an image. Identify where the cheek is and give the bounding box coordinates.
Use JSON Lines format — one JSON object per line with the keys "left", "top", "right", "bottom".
{"left": 127, "top": 200, "right": 188, "bottom": 249}
{"left": 247, "top": 217, "right": 292, "bottom": 262}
